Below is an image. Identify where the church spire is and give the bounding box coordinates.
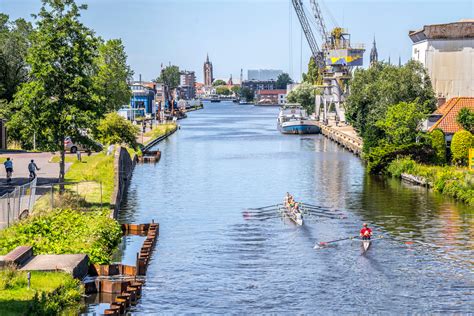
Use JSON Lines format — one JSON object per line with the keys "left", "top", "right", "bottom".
{"left": 206, "top": 53, "right": 209, "bottom": 63}
{"left": 370, "top": 35, "right": 378, "bottom": 66}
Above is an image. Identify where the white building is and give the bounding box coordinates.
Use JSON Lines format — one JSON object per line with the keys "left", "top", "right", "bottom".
{"left": 409, "top": 20, "right": 474, "bottom": 100}
{"left": 247, "top": 69, "right": 283, "bottom": 81}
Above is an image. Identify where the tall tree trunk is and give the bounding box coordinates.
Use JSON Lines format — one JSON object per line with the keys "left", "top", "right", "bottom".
{"left": 59, "top": 146, "right": 65, "bottom": 192}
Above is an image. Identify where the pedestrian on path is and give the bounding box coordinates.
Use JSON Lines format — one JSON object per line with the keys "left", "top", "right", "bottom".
{"left": 28, "top": 159, "right": 40, "bottom": 181}
{"left": 4, "top": 157, "right": 13, "bottom": 183}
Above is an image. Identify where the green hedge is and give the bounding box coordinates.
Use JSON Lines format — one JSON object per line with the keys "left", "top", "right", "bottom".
{"left": 0, "top": 209, "right": 122, "bottom": 264}
{"left": 430, "top": 128, "right": 447, "bottom": 164}
{"left": 388, "top": 158, "right": 474, "bottom": 205}
{"left": 451, "top": 130, "right": 473, "bottom": 165}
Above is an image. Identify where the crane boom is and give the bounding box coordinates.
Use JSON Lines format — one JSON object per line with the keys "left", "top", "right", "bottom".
{"left": 291, "top": 0, "right": 324, "bottom": 68}
{"left": 309, "top": 0, "right": 328, "bottom": 46}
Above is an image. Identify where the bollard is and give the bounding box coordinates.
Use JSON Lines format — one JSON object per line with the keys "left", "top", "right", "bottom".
{"left": 27, "top": 272, "right": 31, "bottom": 289}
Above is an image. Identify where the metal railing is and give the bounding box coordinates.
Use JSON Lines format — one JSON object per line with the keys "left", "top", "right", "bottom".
{"left": 0, "top": 178, "right": 37, "bottom": 229}
{"left": 0, "top": 180, "right": 104, "bottom": 229}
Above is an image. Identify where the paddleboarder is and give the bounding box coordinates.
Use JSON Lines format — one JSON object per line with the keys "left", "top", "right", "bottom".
{"left": 360, "top": 223, "right": 372, "bottom": 240}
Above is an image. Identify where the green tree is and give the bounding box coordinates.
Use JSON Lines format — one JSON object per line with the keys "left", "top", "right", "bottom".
{"left": 430, "top": 128, "right": 447, "bottom": 164}
{"left": 240, "top": 87, "right": 254, "bottom": 102}
{"left": 156, "top": 65, "right": 179, "bottom": 89}
{"left": 231, "top": 85, "right": 240, "bottom": 95}
{"left": 450, "top": 130, "right": 473, "bottom": 166}
{"left": 9, "top": 0, "right": 102, "bottom": 182}
{"left": 276, "top": 73, "right": 293, "bottom": 89}
{"left": 0, "top": 14, "right": 32, "bottom": 102}
{"left": 346, "top": 60, "right": 436, "bottom": 152}
{"left": 375, "top": 101, "right": 428, "bottom": 147}
{"left": 215, "top": 86, "right": 231, "bottom": 96}
{"left": 456, "top": 107, "right": 474, "bottom": 133}
{"left": 302, "top": 57, "right": 320, "bottom": 85}
{"left": 212, "top": 79, "right": 226, "bottom": 86}
{"left": 286, "top": 82, "right": 318, "bottom": 114}
{"left": 95, "top": 112, "right": 139, "bottom": 148}
{"left": 93, "top": 39, "right": 133, "bottom": 112}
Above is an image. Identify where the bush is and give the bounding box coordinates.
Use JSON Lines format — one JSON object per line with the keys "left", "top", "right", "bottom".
{"left": 0, "top": 209, "right": 122, "bottom": 264}
{"left": 27, "top": 277, "right": 82, "bottom": 315}
{"left": 451, "top": 130, "right": 473, "bottom": 165}
{"left": 430, "top": 128, "right": 447, "bottom": 164}
{"left": 387, "top": 158, "right": 474, "bottom": 205}
{"left": 96, "top": 112, "right": 139, "bottom": 149}
{"left": 365, "top": 143, "right": 436, "bottom": 174}
{"left": 457, "top": 107, "right": 474, "bottom": 133}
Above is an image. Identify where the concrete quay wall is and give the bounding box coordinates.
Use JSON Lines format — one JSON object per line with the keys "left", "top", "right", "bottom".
{"left": 316, "top": 123, "right": 363, "bottom": 156}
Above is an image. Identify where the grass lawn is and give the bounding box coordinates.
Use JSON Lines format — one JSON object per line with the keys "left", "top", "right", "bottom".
{"left": 35, "top": 152, "right": 114, "bottom": 211}
{"left": 0, "top": 270, "right": 82, "bottom": 315}
{"left": 143, "top": 123, "right": 177, "bottom": 145}
{"left": 64, "top": 152, "right": 114, "bottom": 205}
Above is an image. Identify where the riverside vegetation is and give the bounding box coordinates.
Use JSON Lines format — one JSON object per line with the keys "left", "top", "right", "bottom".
{"left": 345, "top": 61, "right": 474, "bottom": 205}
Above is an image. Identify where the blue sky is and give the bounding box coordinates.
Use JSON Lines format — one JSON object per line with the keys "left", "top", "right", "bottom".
{"left": 2, "top": 0, "right": 472, "bottom": 82}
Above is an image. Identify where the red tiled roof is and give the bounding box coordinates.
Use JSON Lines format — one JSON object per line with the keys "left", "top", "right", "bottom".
{"left": 429, "top": 97, "right": 474, "bottom": 134}
{"left": 257, "top": 89, "right": 287, "bottom": 95}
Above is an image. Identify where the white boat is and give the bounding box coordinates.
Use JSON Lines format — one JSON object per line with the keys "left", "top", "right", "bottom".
{"left": 362, "top": 239, "right": 371, "bottom": 251}
{"left": 280, "top": 204, "right": 303, "bottom": 226}
{"left": 277, "top": 104, "right": 320, "bottom": 134}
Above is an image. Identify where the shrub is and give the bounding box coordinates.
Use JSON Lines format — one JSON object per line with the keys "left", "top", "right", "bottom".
{"left": 365, "top": 143, "right": 436, "bottom": 174}
{"left": 95, "top": 112, "right": 139, "bottom": 149}
{"left": 27, "top": 276, "right": 82, "bottom": 315}
{"left": 456, "top": 107, "right": 474, "bottom": 133}
{"left": 451, "top": 130, "right": 473, "bottom": 165}
{"left": 430, "top": 128, "right": 447, "bottom": 164}
{"left": 0, "top": 209, "right": 122, "bottom": 264}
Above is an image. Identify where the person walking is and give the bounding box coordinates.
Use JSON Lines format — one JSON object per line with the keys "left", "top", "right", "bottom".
{"left": 28, "top": 159, "right": 40, "bottom": 181}
{"left": 4, "top": 157, "right": 13, "bottom": 183}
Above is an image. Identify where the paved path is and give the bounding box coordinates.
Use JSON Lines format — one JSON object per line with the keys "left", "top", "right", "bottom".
{"left": 0, "top": 152, "right": 72, "bottom": 195}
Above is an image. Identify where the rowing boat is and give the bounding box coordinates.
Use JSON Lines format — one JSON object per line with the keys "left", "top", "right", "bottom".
{"left": 281, "top": 204, "right": 303, "bottom": 226}
{"left": 362, "top": 239, "right": 371, "bottom": 252}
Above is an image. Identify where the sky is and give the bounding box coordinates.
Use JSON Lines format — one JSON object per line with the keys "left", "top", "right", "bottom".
{"left": 2, "top": 0, "right": 473, "bottom": 82}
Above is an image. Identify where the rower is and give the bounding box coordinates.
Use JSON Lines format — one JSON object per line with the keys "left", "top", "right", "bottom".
{"left": 284, "top": 192, "right": 291, "bottom": 208}
{"left": 293, "top": 202, "right": 300, "bottom": 214}
{"left": 360, "top": 223, "right": 372, "bottom": 240}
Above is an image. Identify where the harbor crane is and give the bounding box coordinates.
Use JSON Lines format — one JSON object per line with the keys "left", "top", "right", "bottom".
{"left": 291, "top": 0, "right": 365, "bottom": 123}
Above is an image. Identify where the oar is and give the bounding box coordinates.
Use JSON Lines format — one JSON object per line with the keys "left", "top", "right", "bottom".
{"left": 301, "top": 203, "right": 325, "bottom": 209}
{"left": 247, "top": 204, "right": 281, "bottom": 210}
{"left": 314, "top": 235, "right": 359, "bottom": 249}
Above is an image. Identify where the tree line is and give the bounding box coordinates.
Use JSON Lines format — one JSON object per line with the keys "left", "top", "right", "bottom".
{"left": 345, "top": 60, "right": 473, "bottom": 171}
{"left": 0, "top": 0, "right": 135, "bottom": 181}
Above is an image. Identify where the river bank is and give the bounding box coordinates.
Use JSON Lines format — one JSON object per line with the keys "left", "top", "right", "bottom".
{"left": 316, "top": 120, "right": 473, "bottom": 206}
{"left": 387, "top": 158, "right": 474, "bottom": 205}
{"left": 0, "top": 122, "right": 177, "bottom": 314}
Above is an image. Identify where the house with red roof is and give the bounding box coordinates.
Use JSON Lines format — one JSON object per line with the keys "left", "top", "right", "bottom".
{"left": 256, "top": 89, "right": 287, "bottom": 106}
{"left": 427, "top": 97, "right": 474, "bottom": 142}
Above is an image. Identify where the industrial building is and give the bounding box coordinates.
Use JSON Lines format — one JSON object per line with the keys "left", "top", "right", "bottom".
{"left": 247, "top": 69, "right": 283, "bottom": 81}
{"left": 409, "top": 20, "right": 474, "bottom": 101}
{"left": 241, "top": 80, "right": 277, "bottom": 93}
{"left": 130, "top": 83, "right": 156, "bottom": 115}
{"left": 179, "top": 70, "right": 196, "bottom": 99}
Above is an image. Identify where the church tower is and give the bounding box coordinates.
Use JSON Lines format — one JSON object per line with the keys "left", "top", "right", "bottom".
{"left": 203, "top": 54, "right": 214, "bottom": 86}
{"left": 370, "top": 36, "right": 378, "bottom": 66}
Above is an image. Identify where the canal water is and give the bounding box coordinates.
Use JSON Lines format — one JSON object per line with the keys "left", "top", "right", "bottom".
{"left": 117, "top": 102, "right": 473, "bottom": 313}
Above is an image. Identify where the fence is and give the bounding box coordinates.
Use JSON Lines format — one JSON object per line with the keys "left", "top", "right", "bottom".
{"left": 0, "top": 180, "right": 103, "bottom": 229}
{"left": 0, "top": 178, "right": 37, "bottom": 229}
{"left": 33, "top": 181, "right": 104, "bottom": 212}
